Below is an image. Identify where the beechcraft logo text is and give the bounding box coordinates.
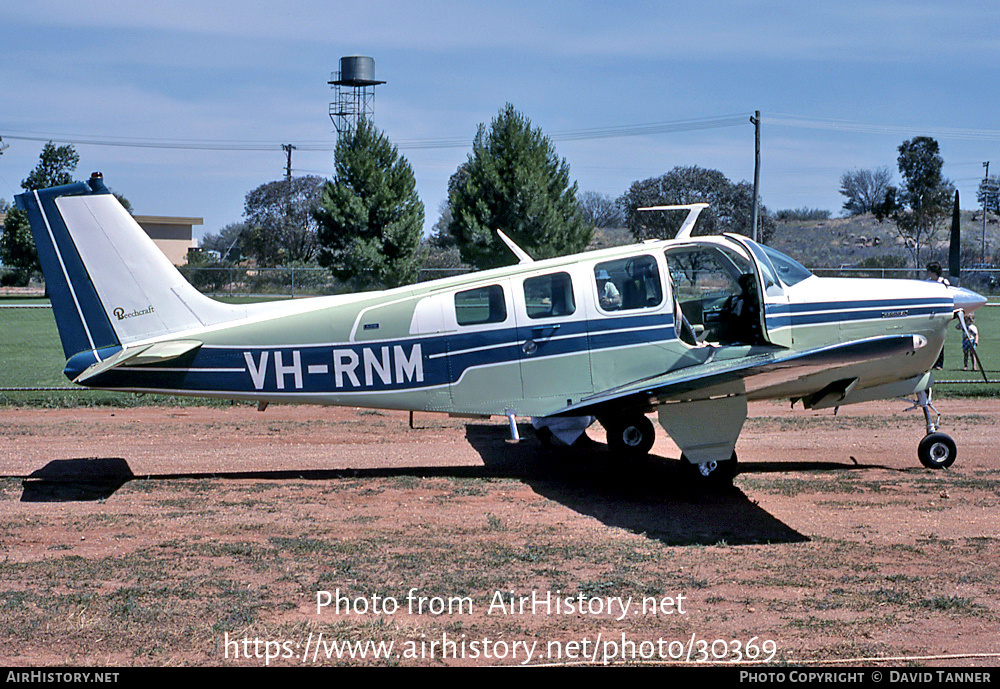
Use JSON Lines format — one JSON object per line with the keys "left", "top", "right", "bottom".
{"left": 113, "top": 305, "right": 155, "bottom": 320}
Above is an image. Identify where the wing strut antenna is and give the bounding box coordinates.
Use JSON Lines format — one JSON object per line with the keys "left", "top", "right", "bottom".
{"left": 637, "top": 203, "right": 710, "bottom": 240}
{"left": 497, "top": 229, "right": 534, "bottom": 264}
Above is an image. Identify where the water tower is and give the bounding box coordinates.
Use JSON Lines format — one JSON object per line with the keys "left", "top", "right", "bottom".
{"left": 329, "top": 56, "right": 386, "bottom": 139}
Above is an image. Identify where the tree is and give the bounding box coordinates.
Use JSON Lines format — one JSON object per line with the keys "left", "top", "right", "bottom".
{"left": 839, "top": 166, "right": 893, "bottom": 216}
{"left": 1, "top": 143, "right": 82, "bottom": 282}
{"left": 0, "top": 209, "right": 36, "bottom": 285}
{"left": 113, "top": 192, "right": 134, "bottom": 215}
{"left": 578, "top": 191, "right": 624, "bottom": 228}
{"left": 428, "top": 163, "right": 471, "bottom": 250}
{"left": 874, "top": 137, "right": 954, "bottom": 269}
{"left": 314, "top": 118, "right": 424, "bottom": 289}
{"left": 200, "top": 221, "right": 248, "bottom": 262}
{"left": 21, "top": 142, "right": 79, "bottom": 191}
{"left": 618, "top": 165, "right": 775, "bottom": 243}
{"left": 241, "top": 175, "right": 325, "bottom": 266}
{"left": 447, "top": 104, "right": 591, "bottom": 270}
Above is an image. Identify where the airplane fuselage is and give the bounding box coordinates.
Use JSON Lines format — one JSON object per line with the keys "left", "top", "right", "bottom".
{"left": 19, "top": 176, "right": 984, "bottom": 473}
{"left": 74, "top": 238, "right": 953, "bottom": 418}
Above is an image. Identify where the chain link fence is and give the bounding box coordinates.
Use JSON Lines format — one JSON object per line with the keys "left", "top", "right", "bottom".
{"left": 178, "top": 266, "right": 338, "bottom": 297}
{"left": 0, "top": 264, "right": 996, "bottom": 393}
{"left": 813, "top": 267, "right": 999, "bottom": 292}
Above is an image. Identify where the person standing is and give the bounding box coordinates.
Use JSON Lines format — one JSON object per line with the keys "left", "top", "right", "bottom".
{"left": 959, "top": 314, "right": 980, "bottom": 371}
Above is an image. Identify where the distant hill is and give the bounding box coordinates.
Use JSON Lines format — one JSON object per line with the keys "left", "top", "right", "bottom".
{"left": 588, "top": 210, "right": 999, "bottom": 275}
{"left": 770, "top": 211, "right": 1000, "bottom": 271}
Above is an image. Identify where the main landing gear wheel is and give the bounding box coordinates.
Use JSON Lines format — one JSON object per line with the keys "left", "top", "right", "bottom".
{"left": 604, "top": 415, "right": 656, "bottom": 458}
{"left": 682, "top": 452, "right": 739, "bottom": 486}
{"left": 918, "top": 432, "right": 957, "bottom": 469}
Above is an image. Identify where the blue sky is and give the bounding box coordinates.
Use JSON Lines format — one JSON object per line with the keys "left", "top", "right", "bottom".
{"left": 2, "top": 1, "right": 998, "bottom": 242}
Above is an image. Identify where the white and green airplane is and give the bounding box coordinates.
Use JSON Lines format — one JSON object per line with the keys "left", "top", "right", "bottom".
{"left": 16, "top": 173, "right": 987, "bottom": 482}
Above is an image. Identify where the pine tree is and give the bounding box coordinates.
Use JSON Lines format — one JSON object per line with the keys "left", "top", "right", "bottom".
{"left": 314, "top": 118, "right": 425, "bottom": 289}
{"left": 2, "top": 142, "right": 81, "bottom": 284}
{"left": 447, "top": 104, "right": 591, "bottom": 270}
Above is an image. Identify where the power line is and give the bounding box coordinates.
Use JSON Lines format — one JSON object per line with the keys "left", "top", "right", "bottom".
{"left": 768, "top": 113, "right": 1000, "bottom": 142}
{"left": 5, "top": 113, "right": 997, "bottom": 155}
{"left": 0, "top": 114, "right": 750, "bottom": 154}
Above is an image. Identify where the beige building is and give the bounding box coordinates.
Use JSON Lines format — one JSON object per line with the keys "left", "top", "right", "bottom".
{"left": 1, "top": 212, "right": 200, "bottom": 267}
{"left": 133, "top": 215, "right": 201, "bottom": 266}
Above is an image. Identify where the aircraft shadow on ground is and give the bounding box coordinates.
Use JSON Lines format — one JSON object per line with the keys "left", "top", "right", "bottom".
{"left": 19, "top": 457, "right": 136, "bottom": 502}
{"left": 14, "top": 456, "right": 528, "bottom": 503}
{"left": 462, "top": 423, "right": 811, "bottom": 547}
{"left": 13, "top": 425, "right": 891, "bottom": 547}
{"left": 15, "top": 451, "right": 807, "bottom": 547}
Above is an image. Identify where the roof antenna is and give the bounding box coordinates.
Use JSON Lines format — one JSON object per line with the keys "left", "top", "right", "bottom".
{"left": 496, "top": 229, "right": 534, "bottom": 264}
{"left": 637, "top": 203, "right": 709, "bottom": 240}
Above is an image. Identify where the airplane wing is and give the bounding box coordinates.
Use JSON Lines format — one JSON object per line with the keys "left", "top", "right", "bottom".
{"left": 556, "top": 334, "right": 926, "bottom": 418}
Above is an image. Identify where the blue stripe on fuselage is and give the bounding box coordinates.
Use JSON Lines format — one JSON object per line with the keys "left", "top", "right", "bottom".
{"left": 764, "top": 298, "right": 952, "bottom": 329}
{"left": 76, "top": 312, "right": 677, "bottom": 395}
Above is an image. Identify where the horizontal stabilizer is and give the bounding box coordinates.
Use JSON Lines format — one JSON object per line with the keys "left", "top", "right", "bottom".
{"left": 74, "top": 340, "right": 202, "bottom": 384}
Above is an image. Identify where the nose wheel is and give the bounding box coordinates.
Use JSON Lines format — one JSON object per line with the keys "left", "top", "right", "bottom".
{"left": 918, "top": 432, "right": 957, "bottom": 469}
{"left": 906, "top": 389, "right": 957, "bottom": 469}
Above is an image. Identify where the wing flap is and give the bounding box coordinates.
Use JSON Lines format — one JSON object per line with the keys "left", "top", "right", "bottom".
{"left": 558, "top": 334, "right": 925, "bottom": 417}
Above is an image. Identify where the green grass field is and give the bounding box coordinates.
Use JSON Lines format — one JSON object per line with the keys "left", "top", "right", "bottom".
{"left": 0, "top": 297, "right": 997, "bottom": 406}
{"left": 0, "top": 296, "right": 290, "bottom": 407}
{"left": 934, "top": 303, "right": 1000, "bottom": 396}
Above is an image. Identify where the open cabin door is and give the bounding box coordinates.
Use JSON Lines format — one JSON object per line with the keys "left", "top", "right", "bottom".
{"left": 723, "top": 235, "right": 793, "bottom": 348}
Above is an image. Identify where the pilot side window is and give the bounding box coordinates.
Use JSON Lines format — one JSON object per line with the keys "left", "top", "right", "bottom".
{"left": 455, "top": 285, "right": 507, "bottom": 326}
{"left": 594, "top": 256, "right": 662, "bottom": 312}
{"left": 524, "top": 272, "right": 575, "bottom": 319}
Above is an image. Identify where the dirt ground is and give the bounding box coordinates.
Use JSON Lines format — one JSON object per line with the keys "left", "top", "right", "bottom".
{"left": 1, "top": 398, "right": 999, "bottom": 667}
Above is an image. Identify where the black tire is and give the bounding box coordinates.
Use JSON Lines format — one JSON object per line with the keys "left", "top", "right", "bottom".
{"left": 682, "top": 452, "right": 739, "bottom": 485}
{"left": 918, "top": 432, "right": 957, "bottom": 469}
{"left": 605, "top": 415, "right": 656, "bottom": 458}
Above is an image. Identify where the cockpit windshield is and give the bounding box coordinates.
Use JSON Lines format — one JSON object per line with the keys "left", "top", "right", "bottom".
{"left": 759, "top": 244, "right": 813, "bottom": 286}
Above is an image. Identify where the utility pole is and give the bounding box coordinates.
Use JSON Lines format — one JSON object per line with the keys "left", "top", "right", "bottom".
{"left": 983, "top": 161, "right": 990, "bottom": 267}
{"left": 750, "top": 111, "right": 761, "bottom": 242}
{"left": 282, "top": 144, "right": 296, "bottom": 185}
{"left": 282, "top": 143, "right": 297, "bottom": 270}
{"left": 282, "top": 143, "right": 297, "bottom": 213}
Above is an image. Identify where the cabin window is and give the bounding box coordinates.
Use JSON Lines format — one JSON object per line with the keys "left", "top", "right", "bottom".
{"left": 594, "top": 255, "right": 662, "bottom": 312}
{"left": 524, "top": 272, "right": 575, "bottom": 319}
{"left": 455, "top": 285, "right": 507, "bottom": 326}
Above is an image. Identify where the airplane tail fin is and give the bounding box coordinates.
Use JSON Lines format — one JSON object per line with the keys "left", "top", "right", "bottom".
{"left": 15, "top": 173, "right": 244, "bottom": 369}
